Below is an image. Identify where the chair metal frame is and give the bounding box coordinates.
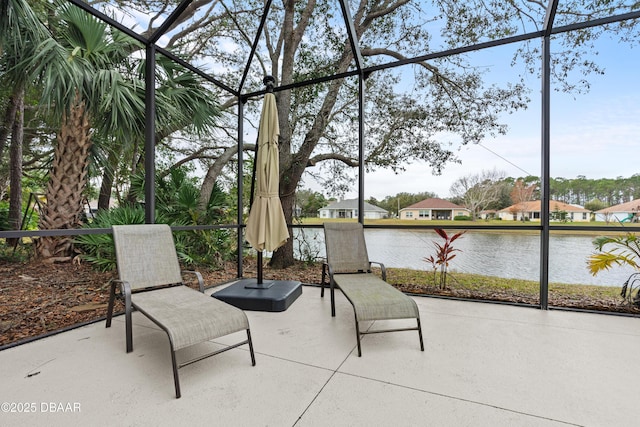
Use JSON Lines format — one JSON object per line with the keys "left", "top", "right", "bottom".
{"left": 105, "top": 224, "right": 256, "bottom": 398}
{"left": 322, "top": 223, "right": 424, "bottom": 356}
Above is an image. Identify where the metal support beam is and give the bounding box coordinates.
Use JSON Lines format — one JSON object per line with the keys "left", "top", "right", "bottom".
{"left": 65, "top": 0, "right": 148, "bottom": 44}
{"left": 543, "top": 0, "right": 560, "bottom": 36}
{"left": 144, "top": 44, "right": 156, "bottom": 224}
{"left": 539, "top": 35, "right": 551, "bottom": 310}
{"left": 237, "top": 98, "right": 245, "bottom": 278}
{"left": 156, "top": 47, "right": 239, "bottom": 96}
{"left": 338, "top": 0, "right": 364, "bottom": 70}
{"left": 538, "top": 0, "right": 558, "bottom": 310}
{"left": 358, "top": 74, "right": 365, "bottom": 224}
{"left": 149, "top": 0, "right": 194, "bottom": 44}
{"left": 341, "top": 0, "right": 365, "bottom": 225}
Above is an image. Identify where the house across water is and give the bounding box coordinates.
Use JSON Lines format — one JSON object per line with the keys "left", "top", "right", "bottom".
{"left": 318, "top": 198, "right": 389, "bottom": 219}
{"left": 399, "top": 198, "right": 470, "bottom": 220}
{"left": 497, "top": 200, "right": 590, "bottom": 222}
{"left": 595, "top": 198, "right": 640, "bottom": 223}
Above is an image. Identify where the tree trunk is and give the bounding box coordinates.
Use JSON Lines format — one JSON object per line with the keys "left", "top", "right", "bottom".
{"left": 98, "top": 146, "right": 121, "bottom": 211}
{"left": 0, "top": 89, "right": 19, "bottom": 161}
{"left": 7, "top": 87, "right": 25, "bottom": 247}
{"left": 0, "top": 90, "right": 19, "bottom": 199}
{"left": 124, "top": 150, "right": 143, "bottom": 206}
{"left": 36, "top": 97, "right": 92, "bottom": 260}
{"left": 97, "top": 166, "right": 113, "bottom": 211}
{"left": 270, "top": 145, "right": 330, "bottom": 268}
{"left": 198, "top": 145, "right": 239, "bottom": 212}
{"left": 269, "top": 186, "right": 297, "bottom": 268}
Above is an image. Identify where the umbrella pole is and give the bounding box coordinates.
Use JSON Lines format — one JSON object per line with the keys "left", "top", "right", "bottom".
{"left": 257, "top": 251, "right": 263, "bottom": 284}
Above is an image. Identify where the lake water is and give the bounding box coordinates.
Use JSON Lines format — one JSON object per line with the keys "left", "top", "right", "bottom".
{"left": 291, "top": 228, "right": 635, "bottom": 287}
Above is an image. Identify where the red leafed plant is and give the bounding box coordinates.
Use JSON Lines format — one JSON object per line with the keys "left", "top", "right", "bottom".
{"left": 424, "top": 228, "right": 466, "bottom": 290}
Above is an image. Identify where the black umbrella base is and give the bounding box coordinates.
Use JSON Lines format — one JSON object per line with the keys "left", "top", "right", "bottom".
{"left": 212, "top": 279, "right": 303, "bottom": 312}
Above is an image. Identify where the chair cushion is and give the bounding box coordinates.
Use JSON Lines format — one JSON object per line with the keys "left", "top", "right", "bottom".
{"left": 132, "top": 286, "right": 249, "bottom": 350}
{"left": 333, "top": 273, "right": 419, "bottom": 322}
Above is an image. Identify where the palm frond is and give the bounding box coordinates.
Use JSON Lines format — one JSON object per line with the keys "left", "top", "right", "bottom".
{"left": 587, "top": 253, "right": 624, "bottom": 275}
{"left": 590, "top": 233, "right": 640, "bottom": 277}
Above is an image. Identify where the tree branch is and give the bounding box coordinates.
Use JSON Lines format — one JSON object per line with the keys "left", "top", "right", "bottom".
{"left": 307, "top": 152, "right": 359, "bottom": 167}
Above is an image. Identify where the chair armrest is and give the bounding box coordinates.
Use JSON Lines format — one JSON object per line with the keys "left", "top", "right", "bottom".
{"left": 182, "top": 270, "right": 205, "bottom": 293}
{"left": 110, "top": 279, "right": 131, "bottom": 298}
{"left": 369, "top": 261, "right": 387, "bottom": 281}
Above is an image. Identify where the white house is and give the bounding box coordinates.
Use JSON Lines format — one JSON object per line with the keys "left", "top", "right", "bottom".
{"left": 399, "top": 198, "right": 470, "bottom": 220}
{"left": 595, "top": 199, "right": 640, "bottom": 223}
{"left": 318, "top": 199, "right": 388, "bottom": 219}
{"left": 497, "top": 200, "right": 590, "bottom": 222}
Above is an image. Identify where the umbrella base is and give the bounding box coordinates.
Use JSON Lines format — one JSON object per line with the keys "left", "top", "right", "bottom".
{"left": 243, "top": 280, "right": 276, "bottom": 290}
{"left": 212, "top": 279, "right": 302, "bottom": 312}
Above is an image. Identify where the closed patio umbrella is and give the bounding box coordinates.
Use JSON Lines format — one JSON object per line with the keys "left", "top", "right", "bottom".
{"left": 213, "top": 76, "right": 302, "bottom": 311}
{"left": 245, "top": 82, "right": 289, "bottom": 283}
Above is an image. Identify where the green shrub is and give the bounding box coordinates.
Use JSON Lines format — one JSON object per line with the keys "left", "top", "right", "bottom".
{"left": 74, "top": 168, "right": 236, "bottom": 272}
{"left": 73, "top": 206, "right": 146, "bottom": 271}
{"left": 453, "top": 215, "right": 471, "bottom": 221}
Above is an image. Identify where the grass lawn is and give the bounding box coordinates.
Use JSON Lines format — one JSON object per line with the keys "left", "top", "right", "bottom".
{"left": 386, "top": 267, "right": 620, "bottom": 300}
{"left": 383, "top": 266, "right": 638, "bottom": 313}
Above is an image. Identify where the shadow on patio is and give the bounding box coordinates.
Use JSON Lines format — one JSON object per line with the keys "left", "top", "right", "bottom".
{"left": 1, "top": 284, "right": 639, "bottom": 427}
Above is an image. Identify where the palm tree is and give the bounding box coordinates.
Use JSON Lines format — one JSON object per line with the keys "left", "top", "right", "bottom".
{"left": 4, "top": 1, "right": 220, "bottom": 259}
{"left": 28, "top": 4, "right": 141, "bottom": 259}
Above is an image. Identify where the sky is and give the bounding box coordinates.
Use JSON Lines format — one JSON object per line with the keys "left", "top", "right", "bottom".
{"left": 325, "top": 34, "right": 640, "bottom": 201}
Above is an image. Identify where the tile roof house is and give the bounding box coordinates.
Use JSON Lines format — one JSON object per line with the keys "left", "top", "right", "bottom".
{"left": 399, "top": 198, "right": 470, "bottom": 220}
{"left": 318, "top": 198, "right": 388, "bottom": 219}
{"left": 595, "top": 198, "right": 640, "bottom": 223}
{"left": 497, "top": 200, "right": 590, "bottom": 222}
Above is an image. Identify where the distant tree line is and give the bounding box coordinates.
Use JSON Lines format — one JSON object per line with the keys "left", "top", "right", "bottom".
{"left": 549, "top": 175, "right": 640, "bottom": 207}
{"left": 448, "top": 173, "right": 640, "bottom": 220}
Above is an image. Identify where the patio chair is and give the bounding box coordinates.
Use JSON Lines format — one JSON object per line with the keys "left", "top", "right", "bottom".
{"left": 105, "top": 224, "right": 255, "bottom": 398}
{"left": 322, "top": 222, "right": 424, "bottom": 356}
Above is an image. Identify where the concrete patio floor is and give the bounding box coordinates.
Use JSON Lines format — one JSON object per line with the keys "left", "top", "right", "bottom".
{"left": 1, "top": 284, "right": 639, "bottom": 427}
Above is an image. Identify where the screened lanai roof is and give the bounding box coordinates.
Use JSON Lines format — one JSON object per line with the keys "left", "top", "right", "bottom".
{"left": 66, "top": 0, "right": 640, "bottom": 100}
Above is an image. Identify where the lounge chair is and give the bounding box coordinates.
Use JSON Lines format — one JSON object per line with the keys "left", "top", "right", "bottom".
{"left": 322, "top": 222, "right": 424, "bottom": 356}
{"left": 106, "top": 224, "right": 255, "bottom": 398}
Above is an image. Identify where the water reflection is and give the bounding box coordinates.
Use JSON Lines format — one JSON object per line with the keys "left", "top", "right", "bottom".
{"left": 292, "top": 228, "right": 634, "bottom": 287}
